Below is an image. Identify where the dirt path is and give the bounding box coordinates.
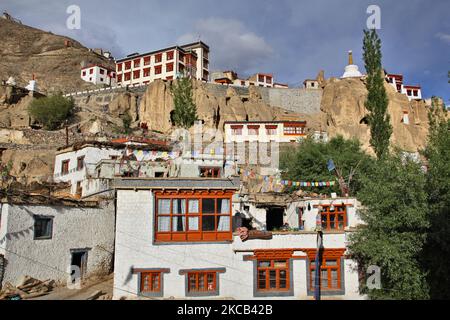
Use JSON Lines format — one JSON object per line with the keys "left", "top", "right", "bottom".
{"left": 31, "top": 275, "right": 113, "bottom": 300}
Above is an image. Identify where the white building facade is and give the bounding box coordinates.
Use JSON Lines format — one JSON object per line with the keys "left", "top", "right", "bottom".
{"left": 224, "top": 121, "right": 307, "bottom": 144}
{"left": 0, "top": 199, "right": 115, "bottom": 287}
{"left": 112, "top": 178, "right": 364, "bottom": 300}
{"left": 81, "top": 65, "right": 117, "bottom": 86}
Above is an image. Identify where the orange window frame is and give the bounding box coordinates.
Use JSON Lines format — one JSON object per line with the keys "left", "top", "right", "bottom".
{"left": 187, "top": 272, "right": 217, "bottom": 293}
{"left": 257, "top": 259, "right": 290, "bottom": 292}
{"left": 140, "top": 272, "right": 161, "bottom": 293}
{"left": 320, "top": 205, "right": 347, "bottom": 231}
{"left": 308, "top": 253, "right": 343, "bottom": 292}
{"left": 154, "top": 191, "right": 233, "bottom": 243}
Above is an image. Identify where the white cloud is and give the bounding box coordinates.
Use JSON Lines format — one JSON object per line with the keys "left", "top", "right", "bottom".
{"left": 435, "top": 32, "right": 450, "bottom": 44}
{"left": 178, "top": 17, "right": 274, "bottom": 76}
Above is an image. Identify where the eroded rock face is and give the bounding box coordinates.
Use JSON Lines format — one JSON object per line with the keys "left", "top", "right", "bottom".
{"left": 138, "top": 79, "right": 305, "bottom": 134}
{"left": 321, "top": 77, "right": 431, "bottom": 153}
{"left": 1, "top": 148, "right": 56, "bottom": 184}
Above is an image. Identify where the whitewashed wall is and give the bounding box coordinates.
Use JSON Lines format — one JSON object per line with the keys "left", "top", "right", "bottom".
{"left": 0, "top": 201, "right": 115, "bottom": 286}
{"left": 114, "top": 190, "right": 364, "bottom": 300}
{"left": 54, "top": 147, "right": 123, "bottom": 195}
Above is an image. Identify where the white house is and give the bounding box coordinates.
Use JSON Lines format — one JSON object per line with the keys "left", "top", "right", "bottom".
{"left": 112, "top": 177, "right": 365, "bottom": 300}
{"left": 386, "top": 73, "right": 422, "bottom": 101}
{"left": 81, "top": 64, "right": 117, "bottom": 86}
{"left": 0, "top": 197, "right": 115, "bottom": 287}
{"left": 224, "top": 121, "right": 307, "bottom": 144}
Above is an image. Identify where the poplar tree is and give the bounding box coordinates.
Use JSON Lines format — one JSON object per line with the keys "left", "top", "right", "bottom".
{"left": 363, "top": 29, "right": 392, "bottom": 159}
{"left": 170, "top": 76, "right": 198, "bottom": 129}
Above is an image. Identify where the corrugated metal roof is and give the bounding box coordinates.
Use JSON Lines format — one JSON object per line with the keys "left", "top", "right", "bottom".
{"left": 113, "top": 177, "right": 240, "bottom": 190}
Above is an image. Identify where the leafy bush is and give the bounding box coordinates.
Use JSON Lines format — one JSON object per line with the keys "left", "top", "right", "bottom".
{"left": 28, "top": 94, "right": 74, "bottom": 130}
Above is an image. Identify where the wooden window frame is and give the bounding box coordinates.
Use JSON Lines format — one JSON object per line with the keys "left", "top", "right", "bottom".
{"left": 33, "top": 215, "right": 53, "bottom": 240}
{"left": 125, "top": 61, "right": 132, "bottom": 70}
{"left": 133, "top": 70, "right": 140, "bottom": 79}
{"left": 140, "top": 272, "right": 161, "bottom": 293}
{"left": 143, "top": 68, "right": 151, "bottom": 78}
{"left": 77, "top": 156, "right": 85, "bottom": 171}
{"left": 117, "top": 64, "right": 123, "bottom": 72}
{"left": 256, "top": 259, "right": 290, "bottom": 292}
{"left": 155, "top": 65, "right": 162, "bottom": 75}
{"left": 247, "top": 125, "right": 260, "bottom": 136}
{"left": 166, "top": 62, "right": 174, "bottom": 73}
{"left": 61, "top": 160, "right": 70, "bottom": 175}
{"left": 134, "top": 59, "right": 141, "bottom": 68}
{"left": 124, "top": 72, "right": 131, "bottom": 81}
{"left": 155, "top": 53, "right": 163, "bottom": 64}
{"left": 283, "top": 125, "right": 305, "bottom": 136}
{"left": 307, "top": 249, "right": 345, "bottom": 295}
{"left": 154, "top": 190, "right": 233, "bottom": 243}
{"left": 199, "top": 167, "right": 221, "bottom": 178}
{"left": 166, "top": 51, "right": 174, "bottom": 61}
{"left": 134, "top": 268, "right": 170, "bottom": 297}
{"left": 320, "top": 205, "right": 347, "bottom": 231}
{"left": 143, "top": 56, "right": 151, "bottom": 66}
{"left": 179, "top": 268, "right": 225, "bottom": 297}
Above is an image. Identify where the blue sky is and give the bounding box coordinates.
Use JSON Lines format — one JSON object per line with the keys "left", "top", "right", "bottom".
{"left": 3, "top": 0, "right": 449, "bottom": 103}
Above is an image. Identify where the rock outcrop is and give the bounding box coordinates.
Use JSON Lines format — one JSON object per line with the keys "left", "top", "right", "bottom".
{"left": 321, "top": 77, "right": 431, "bottom": 154}
{"left": 0, "top": 18, "right": 113, "bottom": 94}
{"left": 138, "top": 79, "right": 311, "bottom": 134}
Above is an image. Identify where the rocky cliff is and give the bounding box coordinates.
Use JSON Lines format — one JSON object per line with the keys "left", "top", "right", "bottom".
{"left": 0, "top": 18, "right": 114, "bottom": 94}
{"left": 321, "top": 77, "right": 432, "bottom": 154}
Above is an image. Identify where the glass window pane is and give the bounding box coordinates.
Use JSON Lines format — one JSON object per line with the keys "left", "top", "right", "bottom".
{"left": 172, "top": 216, "right": 186, "bottom": 232}
{"left": 279, "top": 270, "right": 287, "bottom": 288}
{"left": 202, "top": 199, "right": 215, "bottom": 214}
{"left": 330, "top": 214, "right": 336, "bottom": 229}
{"left": 217, "top": 199, "right": 230, "bottom": 214}
{"left": 258, "top": 261, "right": 271, "bottom": 268}
{"left": 173, "top": 199, "right": 186, "bottom": 214}
{"left": 258, "top": 270, "right": 267, "bottom": 289}
{"left": 202, "top": 216, "right": 216, "bottom": 231}
{"left": 207, "top": 274, "right": 215, "bottom": 291}
{"left": 188, "top": 200, "right": 199, "bottom": 214}
{"left": 321, "top": 269, "right": 328, "bottom": 288}
{"left": 158, "top": 199, "right": 171, "bottom": 214}
{"left": 188, "top": 217, "right": 199, "bottom": 231}
{"left": 198, "top": 274, "right": 205, "bottom": 290}
{"left": 216, "top": 216, "right": 230, "bottom": 232}
{"left": 274, "top": 261, "right": 287, "bottom": 268}
{"left": 269, "top": 270, "right": 277, "bottom": 289}
{"left": 189, "top": 274, "right": 196, "bottom": 291}
{"left": 331, "top": 270, "right": 339, "bottom": 288}
{"left": 326, "top": 259, "right": 338, "bottom": 266}
{"left": 158, "top": 217, "right": 170, "bottom": 232}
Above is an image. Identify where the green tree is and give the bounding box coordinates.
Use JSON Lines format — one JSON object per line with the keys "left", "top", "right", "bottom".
{"left": 349, "top": 155, "right": 430, "bottom": 299}
{"left": 169, "top": 76, "right": 198, "bottom": 129}
{"left": 28, "top": 94, "right": 74, "bottom": 130}
{"left": 280, "top": 136, "right": 374, "bottom": 196}
{"left": 422, "top": 104, "right": 450, "bottom": 299}
{"left": 121, "top": 112, "right": 132, "bottom": 134}
{"left": 363, "top": 29, "right": 392, "bottom": 159}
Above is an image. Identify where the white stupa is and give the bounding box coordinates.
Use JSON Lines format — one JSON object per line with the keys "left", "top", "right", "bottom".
{"left": 341, "top": 51, "right": 363, "bottom": 79}
{"left": 25, "top": 74, "right": 38, "bottom": 92}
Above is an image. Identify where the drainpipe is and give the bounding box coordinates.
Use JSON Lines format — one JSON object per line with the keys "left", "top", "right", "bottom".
{"left": 314, "top": 209, "right": 323, "bottom": 301}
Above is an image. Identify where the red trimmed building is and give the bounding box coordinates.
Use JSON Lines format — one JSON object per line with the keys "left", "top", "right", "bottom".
{"left": 115, "top": 41, "right": 209, "bottom": 86}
